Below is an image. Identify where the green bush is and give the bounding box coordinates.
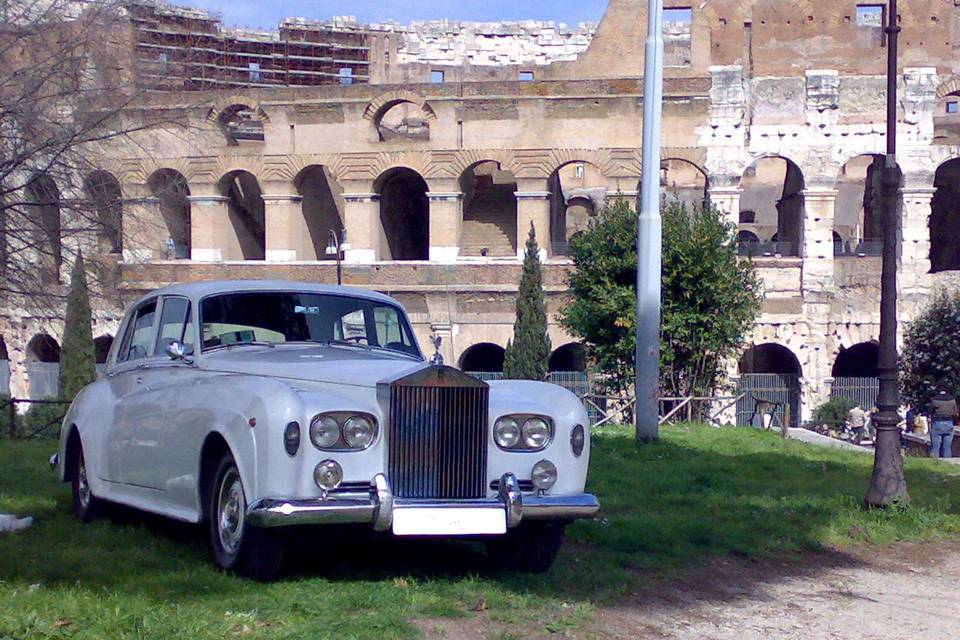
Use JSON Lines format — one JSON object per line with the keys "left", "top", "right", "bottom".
{"left": 0, "top": 396, "right": 18, "bottom": 437}
{"left": 813, "top": 397, "right": 856, "bottom": 430}
{"left": 22, "top": 402, "right": 68, "bottom": 439}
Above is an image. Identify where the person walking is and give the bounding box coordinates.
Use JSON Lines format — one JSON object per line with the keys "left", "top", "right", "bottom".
{"left": 927, "top": 385, "right": 957, "bottom": 459}
{"left": 847, "top": 404, "right": 867, "bottom": 444}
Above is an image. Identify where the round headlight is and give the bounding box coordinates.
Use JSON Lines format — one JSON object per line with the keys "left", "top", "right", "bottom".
{"left": 283, "top": 421, "right": 301, "bottom": 456}
{"left": 531, "top": 459, "right": 558, "bottom": 491}
{"left": 314, "top": 460, "right": 343, "bottom": 491}
{"left": 310, "top": 415, "right": 340, "bottom": 449}
{"left": 494, "top": 417, "right": 521, "bottom": 449}
{"left": 570, "top": 424, "right": 585, "bottom": 457}
{"left": 343, "top": 415, "right": 375, "bottom": 449}
{"left": 522, "top": 418, "right": 551, "bottom": 449}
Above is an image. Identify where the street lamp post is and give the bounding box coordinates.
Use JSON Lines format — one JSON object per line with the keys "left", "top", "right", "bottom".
{"left": 325, "top": 229, "right": 350, "bottom": 286}
{"left": 865, "top": 0, "right": 909, "bottom": 507}
{"left": 636, "top": 0, "right": 665, "bottom": 442}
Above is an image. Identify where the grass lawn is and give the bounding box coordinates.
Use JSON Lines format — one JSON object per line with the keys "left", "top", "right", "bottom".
{"left": 1, "top": 425, "right": 959, "bottom": 639}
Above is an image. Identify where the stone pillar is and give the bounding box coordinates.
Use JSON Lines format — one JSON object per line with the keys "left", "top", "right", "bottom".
{"left": 800, "top": 187, "right": 838, "bottom": 298}
{"left": 708, "top": 184, "right": 742, "bottom": 228}
{"left": 189, "top": 186, "right": 232, "bottom": 262}
{"left": 427, "top": 192, "right": 463, "bottom": 263}
{"left": 121, "top": 183, "right": 162, "bottom": 263}
{"left": 900, "top": 181, "right": 935, "bottom": 290}
{"left": 341, "top": 191, "right": 379, "bottom": 263}
{"left": 516, "top": 179, "right": 551, "bottom": 259}
{"left": 261, "top": 191, "right": 306, "bottom": 262}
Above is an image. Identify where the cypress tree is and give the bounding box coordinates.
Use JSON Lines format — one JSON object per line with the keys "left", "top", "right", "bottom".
{"left": 503, "top": 223, "right": 551, "bottom": 380}
{"left": 58, "top": 251, "right": 96, "bottom": 401}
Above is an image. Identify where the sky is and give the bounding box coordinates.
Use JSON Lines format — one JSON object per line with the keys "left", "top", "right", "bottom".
{"left": 182, "top": 1, "right": 610, "bottom": 29}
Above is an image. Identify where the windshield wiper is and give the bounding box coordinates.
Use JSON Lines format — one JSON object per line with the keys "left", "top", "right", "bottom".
{"left": 291, "top": 340, "right": 419, "bottom": 359}
{"left": 206, "top": 341, "right": 275, "bottom": 353}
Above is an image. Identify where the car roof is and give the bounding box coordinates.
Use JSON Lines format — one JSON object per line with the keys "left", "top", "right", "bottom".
{"left": 134, "top": 280, "right": 401, "bottom": 307}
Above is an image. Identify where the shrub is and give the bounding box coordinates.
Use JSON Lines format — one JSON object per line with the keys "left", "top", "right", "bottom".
{"left": 813, "top": 397, "right": 856, "bottom": 430}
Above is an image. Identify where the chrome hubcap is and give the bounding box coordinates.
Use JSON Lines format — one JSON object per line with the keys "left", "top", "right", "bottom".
{"left": 77, "top": 456, "right": 90, "bottom": 509}
{"left": 217, "top": 469, "right": 245, "bottom": 556}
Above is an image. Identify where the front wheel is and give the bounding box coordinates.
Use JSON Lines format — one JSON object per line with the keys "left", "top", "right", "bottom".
{"left": 208, "top": 453, "right": 284, "bottom": 581}
{"left": 486, "top": 522, "right": 566, "bottom": 573}
{"left": 72, "top": 444, "right": 101, "bottom": 522}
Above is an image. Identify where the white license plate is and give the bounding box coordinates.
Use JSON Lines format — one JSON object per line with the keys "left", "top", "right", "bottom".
{"left": 392, "top": 507, "right": 507, "bottom": 536}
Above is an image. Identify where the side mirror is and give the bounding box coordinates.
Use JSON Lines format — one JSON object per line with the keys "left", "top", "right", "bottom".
{"left": 165, "top": 341, "right": 187, "bottom": 361}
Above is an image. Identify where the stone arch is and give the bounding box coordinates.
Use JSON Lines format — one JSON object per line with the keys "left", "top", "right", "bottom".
{"left": 459, "top": 343, "right": 506, "bottom": 373}
{"left": 548, "top": 160, "right": 606, "bottom": 251}
{"left": 85, "top": 170, "right": 123, "bottom": 254}
{"left": 835, "top": 154, "right": 883, "bottom": 255}
{"left": 737, "top": 342, "right": 803, "bottom": 427}
{"left": 930, "top": 158, "right": 960, "bottom": 273}
{"left": 26, "top": 174, "right": 62, "bottom": 284}
{"left": 26, "top": 333, "right": 60, "bottom": 399}
{"left": 549, "top": 343, "right": 586, "bottom": 372}
{"left": 206, "top": 96, "right": 270, "bottom": 124}
{"left": 363, "top": 90, "right": 437, "bottom": 122}
{"left": 374, "top": 167, "right": 430, "bottom": 261}
{"left": 739, "top": 155, "right": 805, "bottom": 257}
{"left": 294, "top": 165, "right": 345, "bottom": 261}
{"left": 935, "top": 76, "right": 960, "bottom": 100}
{"left": 660, "top": 157, "right": 710, "bottom": 206}
{"left": 217, "top": 170, "right": 266, "bottom": 261}
{"left": 147, "top": 169, "right": 191, "bottom": 259}
{"left": 459, "top": 160, "right": 518, "bottom": 257}
{"left": 94, "top": 335, "right": 114, "bottom": 365}
{"left": 832, "top": 341, "right": 879, "bottom": 378}
{"left": 213, "top": 104, "right": 267, "bottom": 146}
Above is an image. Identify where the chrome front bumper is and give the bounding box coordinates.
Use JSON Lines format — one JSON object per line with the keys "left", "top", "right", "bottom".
{"left": 247, "top": 473, "right": 600, "bottom": 531}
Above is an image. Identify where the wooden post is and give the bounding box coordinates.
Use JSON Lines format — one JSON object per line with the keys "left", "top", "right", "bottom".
{"left": 782, "top": 403, "right": 791, "bottom": 439}
{"left": 8, "top": 398, "right": 16, "bottom": 439}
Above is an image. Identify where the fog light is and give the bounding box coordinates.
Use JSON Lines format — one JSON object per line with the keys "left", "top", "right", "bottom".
{"left": 522, "top": 418, "right": 551, "bottom": 449}
{"left": 570, "top": 424, "right": 585, "bottom": 457}
{"left": 283, "top": 421, "right": 301, "bottom": 456}
{"left": 494, "top": 417, "right": 521, "bottom": 449}
{"left": 314, "top": 460, "right": 343, "bottom": 490}
{"left": 343, "top": 415, "right": 375, "bottom": 449}
{"left": 310, "top": 415, "right": 340, "bottom": 449}
{"left": 531, "top": 459, "right": 558, "bottom": 491}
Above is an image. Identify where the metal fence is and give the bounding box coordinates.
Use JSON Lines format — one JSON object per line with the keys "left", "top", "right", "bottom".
{"left": 735, "top": 373, "right": 801, "bottom": 428}
{"left": 737, "top": 241, "right": 799, "bottom": 258}
{"left": 831, "top": 377, "right": 879, "bottom": 409}
{"left": 0, "top": 360, "right": 9, "bottom": 396}
{"left": 26, "top": 362, "right": 59, "bottom": 399}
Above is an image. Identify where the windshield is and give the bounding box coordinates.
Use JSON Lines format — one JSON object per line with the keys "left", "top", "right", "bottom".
{"left": 199, "top": 291, "right": 421, "bottom": 357}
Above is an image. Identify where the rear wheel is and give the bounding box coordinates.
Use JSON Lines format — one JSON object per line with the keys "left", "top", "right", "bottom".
{"left": 486, "top": 521, "right": 566, "bottom": 573}
{"left": 208, "top": 453, "right": 284, "bottom": 581}
{"left": 72, "top": 444, "right": 101, "bottom": 522}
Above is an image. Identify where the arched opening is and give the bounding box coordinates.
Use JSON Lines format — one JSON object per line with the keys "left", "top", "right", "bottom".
{"left": 26, "top": 174, "right": 62, "bottom": 283}
{"left": 148, "top": 169, "right": 191, "bottom": 259}
{"left": 930, "top": 158, "right": 960, "bottom": 273}
{"left": 459, "top": 343, "right": 506, "bottom": 374}
{"left": 376, "top": 101, "right": 431, "bottom": 141}
{"left": 835, "top": 155, "right": 883, "bottom": 257}
{"left": 85, "top": 170, "right": 123, "bottom": 254}
{"left": 0, "top": 336, "right": 9, "bottom": 395}
{"left": 831, "top": 342, "right": 880, "bottom": 409}
{"left": 459, "top": 161, "right": 518, "bottom": 257}
{"left": 94, "top": 335, "right": 114, "bottom": 377}
{"left": 660, "top": 158, "right": 709, "bottom": 207}
{"left": 375, "top": 168, "right": 429, "bottom": 261}
{"left": 217, "top": 104, "right": 264, "bottom": 145}
{"left": 549, "top": 343, "right": 586, "bottom": 372}
{"left": 295, "top": 165, "right": 345, "bottom": 261}
{"left": 737, "top": 343, "right": 802, "bottom": 427}
{"left": 933, "top": 92, "right": 960, "bottom": 145}
{"left": 548, "top": 162, "right": 605, "bottom": 254}
{"left": 218, "top": 170, "right": 266, "bottom": 261}
{"left": 739, "top": 157, "right": 804, "bottom": 257}
{"left": 26, "top": 334, "right": 60, "bottom": 399}
{"left": 736, "top": 229, "right": 760, "bottom": 256}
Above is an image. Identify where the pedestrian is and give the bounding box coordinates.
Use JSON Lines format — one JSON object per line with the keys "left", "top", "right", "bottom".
{"left": 926, "top": 385, "right": 957, "bottom": 459}
{"left": 847, "top": 404, "right": 867, "bottom": 443}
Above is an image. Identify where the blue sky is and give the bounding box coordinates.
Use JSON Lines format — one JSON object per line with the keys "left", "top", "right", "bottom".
{"left": 183, "top": 1, "right": 610, "bottom": 28}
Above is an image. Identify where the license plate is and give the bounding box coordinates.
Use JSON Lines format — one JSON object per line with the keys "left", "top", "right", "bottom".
{"left": 392, "top": 507, "right": 507, "bottom": 536}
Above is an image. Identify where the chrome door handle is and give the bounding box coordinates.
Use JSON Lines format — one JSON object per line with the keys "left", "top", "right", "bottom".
{"left": 135, "top": 376, "right": 144, "bottom": 385}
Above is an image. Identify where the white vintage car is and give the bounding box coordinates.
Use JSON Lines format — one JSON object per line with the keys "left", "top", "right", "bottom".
{"left": 53, "top": 281, "right": 598, "bottom": 579}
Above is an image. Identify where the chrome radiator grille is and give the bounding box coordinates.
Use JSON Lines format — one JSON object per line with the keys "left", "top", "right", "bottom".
{"left": 388, "top": 384, "right": 489, "bottom": 499}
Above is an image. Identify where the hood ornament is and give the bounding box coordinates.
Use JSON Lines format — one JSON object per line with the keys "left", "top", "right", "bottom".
{"left": 430, "top": 334, "right": 444, "bottom": 366}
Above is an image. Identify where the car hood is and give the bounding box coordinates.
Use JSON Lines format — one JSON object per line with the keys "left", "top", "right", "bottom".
{"left": 201, "top": 345, "right": 427, "bottom": 388}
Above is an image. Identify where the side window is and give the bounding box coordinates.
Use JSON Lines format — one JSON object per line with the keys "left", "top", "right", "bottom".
{"left": 118, "top": 300, "right": 157, "bottom": 363}
{"left": 155, "top": 297, "right": 192, "bottom": 355}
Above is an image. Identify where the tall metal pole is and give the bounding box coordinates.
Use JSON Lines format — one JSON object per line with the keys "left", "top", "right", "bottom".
{"left": 865, "top": 0, "right": 909, "bottom": 507}
{"left": 636, "top": 0, "right": 664, "bottom": 442}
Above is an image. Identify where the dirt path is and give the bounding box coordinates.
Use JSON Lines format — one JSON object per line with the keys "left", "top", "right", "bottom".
{"left": 418, "top": 541, "right": 960, "bottom": 639}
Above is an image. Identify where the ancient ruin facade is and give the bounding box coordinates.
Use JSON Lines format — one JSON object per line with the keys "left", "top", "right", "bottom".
{"left": 4, "top": 0, "right": 960, "bottom": 424}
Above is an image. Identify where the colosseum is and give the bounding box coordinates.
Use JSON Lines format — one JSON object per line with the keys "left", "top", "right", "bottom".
{"left": 3, "top": 0, "right": 960, "bottom": 425}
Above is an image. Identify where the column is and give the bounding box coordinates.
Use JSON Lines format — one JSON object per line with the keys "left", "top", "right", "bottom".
{"left": 515, "top": 178, "right": 551, "bottom": 259}
{"left": 121, "top": 182, "right": 162, "bottom": 263}
{"left": 708, "top": 183, "right": 742, "bottom": 228}
{"left": 188, "top": 185, "right": 232, "bottom": 262}
{"left": 341, "top": 189, "right": 379, "bottom": 263}
{"left": 900, "top": 181, "right": 935, "bottom": 289}
{"left": 261, "top": 189, "right": 305, "bottom": 262}
{"left": 800, "top": 186, "right": 838, "bottom": 298}
{"left": 427, "top": 191, "right": 462, "bottom": 263}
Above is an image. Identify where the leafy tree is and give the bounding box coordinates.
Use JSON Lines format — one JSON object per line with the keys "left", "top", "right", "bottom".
{"left": 562, "top": 198, "right": 763, "bottom": 397}
{"left": 58, "top": 252, "right": 96, "bottom": 401}
{"left": 901, "top": 289, "right": 960, "bottom": 408}
{"left": 503, "top": 224, "right": 551, "bottom": 380}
